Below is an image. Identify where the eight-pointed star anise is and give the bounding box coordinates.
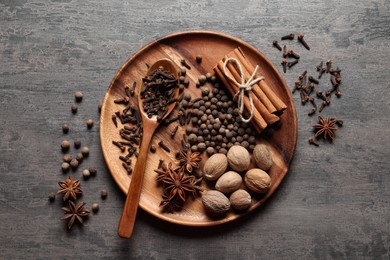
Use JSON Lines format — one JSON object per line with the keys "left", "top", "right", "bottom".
{"left": 61, "top": 201, "right": 90, "bottom": 229}
{"left": 155, "top": 162, "right": 202, "bottom": 212}
{"left": 57, "top": 176, "right": 82, "bottom": 201}
{"left": 176, "top": 149, "right": 201, "bottom": 174}
{"left": 313, "top": 116, "right": 337, "bottom": 140}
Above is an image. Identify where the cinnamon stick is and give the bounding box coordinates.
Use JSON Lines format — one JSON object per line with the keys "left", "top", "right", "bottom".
{"left": 214, "top": 64, "right": 265, "bottom": 132}
{"left": 223, "top": 58, "right": 280, "bottom": 125}
{"left": 234, "top": 47, "right": 287, "bottom": 113}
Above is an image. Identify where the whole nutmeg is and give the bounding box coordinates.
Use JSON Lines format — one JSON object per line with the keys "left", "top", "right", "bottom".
{"left": 227, "top": 145, "right": 250, "bottom": 172}
{"left": 244, "top": 169, "right": 271, "bottom": 194}
{"left": 202, "top": 190, "right": 230, "bottom": 216}
{"left": 203, "top": 153, "right": 228, "bottom": 181}
{"left": 230, "top": 189, "right": 251, "bottom": 211}
{"left": 253, "top": 144, "right": 273, "bottom": 171}
{"left": 215, "top": 171, "right": 242, "bottom": 194}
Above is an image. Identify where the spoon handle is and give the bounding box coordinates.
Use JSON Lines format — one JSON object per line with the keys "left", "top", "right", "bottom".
{"left": 118, "top": 125, "right": 156, "bottom": 238}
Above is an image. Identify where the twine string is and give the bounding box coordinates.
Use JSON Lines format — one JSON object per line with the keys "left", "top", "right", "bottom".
{"left": 222, "top": 57, "right": 264, "bottom": 123}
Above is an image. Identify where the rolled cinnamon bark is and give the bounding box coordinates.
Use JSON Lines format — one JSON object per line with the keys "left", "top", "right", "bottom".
{"left": 222, "top": 58, "right": 280, "bottom": 125}
{"left": 233, "top": 47, "right": 287, "bottom": 113}
{"left": 214, "top": 63, "right": 266, "bottom": 132}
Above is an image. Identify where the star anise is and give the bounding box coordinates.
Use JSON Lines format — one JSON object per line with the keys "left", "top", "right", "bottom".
{"left": 176, "top": 149, "right": 201, "bottom": 174}
{"left": 313, "top": 116, "right": 337, "bottom": 140}
{"left": 61, "top": 201, "right": 90, "bottom": 229}
{"left": 57, "top": 176, "right": 82, "bottom": 201}
{"left": 155, "top": 162, "right": 202, "bottom": 212}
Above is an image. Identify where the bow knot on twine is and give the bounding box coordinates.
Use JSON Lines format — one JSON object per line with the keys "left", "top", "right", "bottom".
{"left": 223, "top": 58, "right": 264, "bottom": 123}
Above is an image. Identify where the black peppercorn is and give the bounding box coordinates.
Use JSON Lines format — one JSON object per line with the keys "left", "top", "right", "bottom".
{"left": 76, "top": 152, "right": 84, "bottom": 162}
{"left": 150, "top": 145, "right": 156, "bottom": 153}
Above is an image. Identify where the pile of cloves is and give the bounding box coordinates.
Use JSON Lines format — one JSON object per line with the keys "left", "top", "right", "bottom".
{"left": 140, "top": 67, "right": 179, "bottom": 121}
{"left": 293, "top": 59, "right": 343, "bottom": 117}
{"left": 112, "top": 91, "right": 143, "bottom": 174}
{"left": 273, "top": 33, "right": 310, "bottom": 73}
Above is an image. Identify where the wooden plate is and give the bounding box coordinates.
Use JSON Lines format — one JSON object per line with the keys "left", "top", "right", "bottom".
{"left": 100, "top": 30, "right": 297, "bottom": 226}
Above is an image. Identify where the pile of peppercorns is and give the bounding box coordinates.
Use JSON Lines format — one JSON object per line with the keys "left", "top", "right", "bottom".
{"left": 185, "top": 81, "right": 258, "bottom": 156}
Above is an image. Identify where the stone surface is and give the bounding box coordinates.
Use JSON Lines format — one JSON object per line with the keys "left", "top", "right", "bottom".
{"left": 0, "top": 0, "right": 389, "bottom": 259}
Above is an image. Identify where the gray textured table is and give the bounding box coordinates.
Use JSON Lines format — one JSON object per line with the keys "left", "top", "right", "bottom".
{"left": 1, "top": 0, "right": 389, "bottom": 259}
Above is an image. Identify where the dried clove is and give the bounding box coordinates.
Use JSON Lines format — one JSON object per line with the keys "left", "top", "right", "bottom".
{"left": 287, "top": 60, "right": 299, "bottom": 68}
{"left": 272, "top": 40, "right": 282, "bottom": 51}
{"left": 171, "top": 125, "right": 179, "bottom": 139}
{"left": 287, "top": 50, "right": 300, "bottom": 59}
{"left": 297, "top": 34, "right": 310, "bottom": 50}
{"left": 283, "top": 45, "right": 287, "bottom": 58}
{"left": 308, "top": 76, "right": 319, "bottom": 84}
{"left": 112, "top": 115, "right": 118, "bottom": 128}
{"left": 326, "top": 60, "right": 332, "bottom": 73}
{"left": 281, "top": 33, "right": 295, "bottom": 40}
{"left": 281, "top": 59, "right": 287, "bottom": 73}
{"left": 181, "top": 59, "right": 191, "bottom": 70}
{"left": 308, "top": 137, "right": 319, "bottom": 146}
{"left": 158, "top": 140, "right": 170, "bottom": 153}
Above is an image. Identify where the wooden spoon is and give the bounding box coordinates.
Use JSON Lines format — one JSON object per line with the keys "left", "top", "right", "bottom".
{"left": 118, "top": 59, "right": 179, "bottom": 238}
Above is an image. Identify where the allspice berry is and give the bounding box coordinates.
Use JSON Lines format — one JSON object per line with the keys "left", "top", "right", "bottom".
{"left": 74, "top": 138, "right": 81, "bottom": 149}
{"left": 48, "top": 193, "right": 56, "bottom": 202}
{"left": 253, "top": 144, "right": 273, "bottom": 171}
{"left": 63, "top": 154, "right": 72, "bottom": 163}
{"left": 100, "top": 189, "right": 108, "bottom": 199}
{"left": 61, "top": 162, "right": 70, "bottom": 172}
{"left": 61, "top": 140, "right": 70, "bottom": 151}
{"left": 86, "top": 119, "right": 94, "bottom": 129}
{"left": 244, "top": 168, "right": 271, "bottom": 194}
{"left": 75, "top": 91, "right": 83, "bottom": 102}
{"left": 230, "top": 189, "right": 251, "bottom": 211}
{"left": 82, "top": 169, "right": 90, "bottom": 179}
{"left": 92, "top": 203, "right": 99, "bottom": 213}
{"left": 62, "top": 123, "right": 69, "bottom": 134}
{"left": 81, "top": 147, "right": 90, "bottom": 157}
{"left": 89, "top": 167, "right": 97, "bottom": 176}
{"left": 227, "top": 145, "right": 251, "bottom": 172}
{"left": 71, "top": 104, "right": 78, "bottom": 114}
{"left": 70, "top": 159, "right": 79, "bottom": 170}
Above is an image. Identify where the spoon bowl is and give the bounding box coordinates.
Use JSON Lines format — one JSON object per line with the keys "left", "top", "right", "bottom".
{"left": 118, "top": 59, "right": 178, "bottom": 238}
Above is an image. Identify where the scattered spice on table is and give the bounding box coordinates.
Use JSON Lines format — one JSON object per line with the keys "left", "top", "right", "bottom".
{"left": 57, "top": 176, "right": 82, "bottom": 201}
{"left": 61, "top": 201, "right": 90, "bottom": 229}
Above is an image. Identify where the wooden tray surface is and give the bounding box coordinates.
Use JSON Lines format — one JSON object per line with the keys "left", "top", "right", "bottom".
{"left": 100, "top": 30, "right": 297, "bottom": 226}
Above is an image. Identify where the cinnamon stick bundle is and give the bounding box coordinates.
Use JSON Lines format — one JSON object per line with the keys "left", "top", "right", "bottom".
{"left": 213, "top": 47, "right": 288, "bottom": 133}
